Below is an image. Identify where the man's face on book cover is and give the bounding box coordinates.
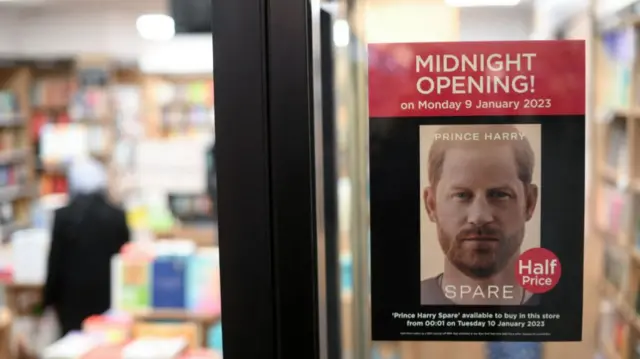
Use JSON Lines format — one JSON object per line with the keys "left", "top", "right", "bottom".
{"left": 425, "top": 143, "right": 537, "bottom": 279}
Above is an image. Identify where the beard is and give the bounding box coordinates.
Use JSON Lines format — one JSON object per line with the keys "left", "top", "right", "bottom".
{"left": 437, "top": 224, "right": 523, "bottom": 279}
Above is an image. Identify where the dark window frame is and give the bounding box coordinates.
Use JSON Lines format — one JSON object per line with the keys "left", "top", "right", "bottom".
{"left": 212, "top": 1, "right": 340, "bottom": 358}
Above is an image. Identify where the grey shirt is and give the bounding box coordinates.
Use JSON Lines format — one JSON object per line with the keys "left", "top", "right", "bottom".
{"left": 420, "top": 273, "right": 541, "bottom": 306}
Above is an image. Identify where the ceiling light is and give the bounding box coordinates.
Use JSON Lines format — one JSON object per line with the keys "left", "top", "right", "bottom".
{"left": 136, "top": 14, "right": 175, "bottom": 41}
{"left": 445, "top": 0, "right": 520, "bottom": 7}
{"left": 333, "top": 19, "right": 350, "bottom": 48}
{"left": 139, "top": 35, "right": 213, "bottom": 74}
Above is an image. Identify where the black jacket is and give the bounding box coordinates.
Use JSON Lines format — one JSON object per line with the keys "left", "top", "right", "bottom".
{"left": 43, "top": 193, "right": 130, "bottom": 335}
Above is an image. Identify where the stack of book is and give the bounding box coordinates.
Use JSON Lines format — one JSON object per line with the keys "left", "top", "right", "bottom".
{"left": 156, "top": 80, "right": 215, "bottom": 138}
{"left": 111, "top": 241, "right": 221, "bottom": 317}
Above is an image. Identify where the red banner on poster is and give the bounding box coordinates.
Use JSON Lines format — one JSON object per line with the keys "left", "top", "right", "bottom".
{"left": 368, "top": 41, "right": 585, "bottom": 117}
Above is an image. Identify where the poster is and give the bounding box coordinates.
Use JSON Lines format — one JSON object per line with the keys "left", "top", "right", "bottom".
{"left": 368, "top": 41, "right": 585, "bottom": 342}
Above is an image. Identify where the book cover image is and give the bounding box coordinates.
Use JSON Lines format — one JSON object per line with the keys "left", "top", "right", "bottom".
{"left": 368, "top": 41, "right": 585, "bottom": 342}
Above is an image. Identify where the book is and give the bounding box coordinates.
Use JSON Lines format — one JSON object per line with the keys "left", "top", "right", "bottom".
{"left": 42, "top": 331, "right": 101, "bottom": 359}
{"left": 11, "top": 228, "right": 50, "bottom": 284}
{"left": 111, "top": 255, "right": 151, "bottom": 312}
{"left": 486, "top": 342, "right": 541, "bottom": 359}
{"left": 605, "top": 184, "right": 629, "bottom": 236}
{"left": 70, "top": 87, "right": 110, "bottom": 120}
{"left": 185, "top": 248, "right": 220, "bottom": 314}
{"left": 604, "top": 245, "right": 629, "bottom": 290}
{"left": 122, "top": 338, "right": 187, "bottom": 359}
{"left": 605, "top": 118, "right": 628, "bottom": 172}
{"left": 82, "top": 345, "right": 126, "bottom": 359}
{"left": 82, "top": 314, "right": 132, "bottom": 344}
{"left": 635, "top": 194, "right": 640, "bottom": 250}
{"left": 32, "top": 78, "right": 72, "bottom": 108}
{"left": 152, "top": 255, "right": 188, "bottom": 309}
{"left": 180, "top": 349, "right": 221, "bottom": 359}
{"left": 0, "top": 91, "right": 19, "bottom": 117}
{"left": 132, "top": 322, "right": 200, "bottom": 349}
{"left": 371, "top": 343, "right": 401, "bottom": 359}
{"left": 206, "top": 323, "right": 222, "bottom": 352}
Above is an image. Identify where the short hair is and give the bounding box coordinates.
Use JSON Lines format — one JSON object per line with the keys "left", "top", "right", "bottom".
{"left": 69, "top": 157, "right": 108, "bottom": 195}
{"left": 427, "top": 124, "right": 535, "bottom": 187}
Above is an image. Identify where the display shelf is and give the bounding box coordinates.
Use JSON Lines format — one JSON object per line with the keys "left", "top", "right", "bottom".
{"left": 131, "top": 309, "right": 220, "bottom": 325}
{"left": 155, "top": 225, "right": 217, "bottom": 247}
{"left": 128, "top": 309, "right": 220, "bottom": 348}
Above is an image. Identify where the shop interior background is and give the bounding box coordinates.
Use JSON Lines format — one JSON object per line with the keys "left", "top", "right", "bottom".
{"left": 0, "top": 0, "right": 627, "bottom": 358}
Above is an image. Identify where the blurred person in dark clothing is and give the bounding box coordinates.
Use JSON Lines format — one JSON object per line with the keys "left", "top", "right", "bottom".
{"left": 43, "top": 158, "right": 130, "bottom": 337}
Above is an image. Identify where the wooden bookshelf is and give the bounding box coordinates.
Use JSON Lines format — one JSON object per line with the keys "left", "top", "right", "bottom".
{"left": 29, "top": 58, "right": 76, "bottom": 196}
{"left": 0, "top": 62, "right": 38, "bottom": 242}
{"left": 594, "top": 5, "right": 640, "bottom": 359}
{"left": 74, "top": 56, "right": 119, "bottom": 201}
{"left": 110, "top": 64, "right": 144, "bottom": 205}
{"left": 27, "top": 57, "right": 119, "bottom": 198}
{"left": 131, "top": 309, "right": 219, "bottom": 325}
{"left": 142, "top": 74, "right": 214, "bottom": 139}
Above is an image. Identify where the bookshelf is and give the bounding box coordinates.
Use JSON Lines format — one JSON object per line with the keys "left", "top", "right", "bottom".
{"left": 0, "top": 62, "right": 37, "bottom": 242}
{"left": 142, "top": 74, "right": 214, "bottom": 139}
{"left": 30, "top": 58, "right": 76, "bottom": 195}
{"left": 109, "top": 65, "right": 142, "bottom": 204}
{"left": 74, "top": 56, "right": 118, "bottom": 201}
{"left": 0, "top": 58, "right": 216, "bottom": 241}
{"left": 30, "top": 57, "right": 118, "bottom": 197}
{"left": 595, "top": 6, "right": 640, "bottom": 359}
